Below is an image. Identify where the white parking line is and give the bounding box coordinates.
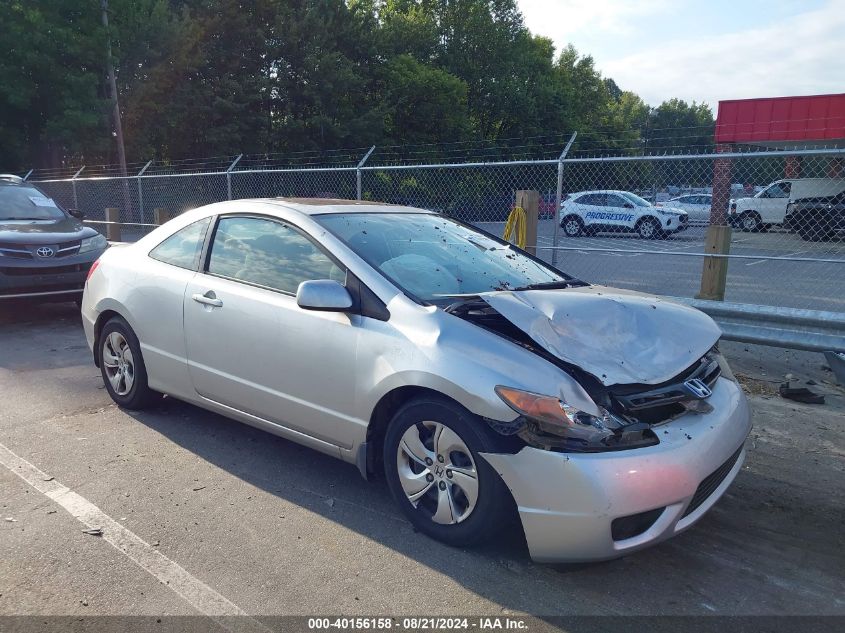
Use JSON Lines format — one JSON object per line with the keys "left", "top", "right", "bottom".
{"left": 0, "top": 442, "right": 269, "bottom": 632}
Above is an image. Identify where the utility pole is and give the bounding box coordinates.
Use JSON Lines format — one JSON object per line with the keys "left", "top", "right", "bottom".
{"left": 101, "top": 0, "right": 127, "bottom": 177}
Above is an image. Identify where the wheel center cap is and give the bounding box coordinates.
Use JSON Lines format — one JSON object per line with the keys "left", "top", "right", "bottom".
{"left": 433, "top": 463, "right": 445, "bottom": 478}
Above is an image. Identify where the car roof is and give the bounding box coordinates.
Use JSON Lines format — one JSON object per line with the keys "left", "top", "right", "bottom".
{"left": 0, "top": 174, "right": 29, "bottom": 186}
{"left": 236, "top": 197, "right": 433, "bottom": 216}
{"left": 570, "top": 190, "right": 635, "bottom": 196}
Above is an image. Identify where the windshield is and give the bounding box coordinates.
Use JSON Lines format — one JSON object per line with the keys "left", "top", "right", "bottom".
{"left": 316, "top": 213, "right": 570, "bottom": 304}
{"left": 0, "top": 185, "right": 66, "bottom": 220}
{"left": 621, "top": 192, "right": 652, "bottom": 207}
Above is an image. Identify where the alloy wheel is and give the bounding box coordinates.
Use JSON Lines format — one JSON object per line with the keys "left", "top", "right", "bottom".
{"left": 396, "top": 421, "right": 479, "bottom": 525}
{"left": 564, "top": 219, "right": 582, "bottom": 236}
{"left": 102, "top": 331, "right": 135, "bottom": 396}
{"left": 639, "top": 220, "right": 656, "bottom": 238}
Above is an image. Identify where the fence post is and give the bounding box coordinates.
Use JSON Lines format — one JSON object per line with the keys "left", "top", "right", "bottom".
{"left": 71, "top": 166, "right": 85, "bottom": 211}
{"left": 697, "top": 144, "right": 734, "bottom": 301}
{"left": 552, "top": 132, "right": 577, "bottom": 267}
{"left": 226, "top": 154, "right": 243, "bottom": 200}
{"left": 22, "top": 169, "right": 33, "bottom": 181}
{"left": 516, "top": 190, "right": 540, "bottom": 256}
{"left": 105, "top": 207, "right": 121, "bottom": 242}
{"left": 136, "top": 160, "right": 152, "bottom": 226}
{"left": 154, "top": 208, "right": 171, "bottom": 225}
{"left": 357, "top": 146, "right": 376, "bottom": 200}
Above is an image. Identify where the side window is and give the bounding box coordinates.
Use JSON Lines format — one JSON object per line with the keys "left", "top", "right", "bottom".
{"left": 578, "top": 194, "right": 604, "bottom": 206}
{"left": 605, "top": 194, "right": 628, "bottom": 207}
{"left": 207, "top": 216, "right": 345, "bottom": 294}
{"left": 762, "top": 183, "right": 790, "bottom": 198}
{"left": 149, "top": 217, "right": 211, "bottom": 270}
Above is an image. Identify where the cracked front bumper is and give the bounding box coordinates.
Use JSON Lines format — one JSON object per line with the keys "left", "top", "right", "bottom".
{"left": 481, "top": 378, "right": 751, "bottom": 563}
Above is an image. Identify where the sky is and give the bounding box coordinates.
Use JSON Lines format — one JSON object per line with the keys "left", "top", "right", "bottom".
{"left": 517, "top": 0, "right": 845, "bottom": 113}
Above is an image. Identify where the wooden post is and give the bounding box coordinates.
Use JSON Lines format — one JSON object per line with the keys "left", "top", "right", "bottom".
{"left": 154, "top": 208, "right": 171, "bottom": 225}
{"left": 516, "top": 190, "right": 539, "bottom": 255}
{"left": 105, "top": 207, "right": 121, "bottom": 242}
{"left": 696, "top": 145, "right": 733, "bottom": 301}
{"left": 697, "top": 225, "right": 732, "bottom": 301}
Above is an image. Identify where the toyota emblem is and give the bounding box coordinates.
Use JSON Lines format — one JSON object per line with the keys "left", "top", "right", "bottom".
{"left": 36, "top": 246, "right": 55, "bottom": 258}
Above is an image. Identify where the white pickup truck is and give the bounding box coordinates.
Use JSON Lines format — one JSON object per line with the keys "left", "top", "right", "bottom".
{"left": 728, "top": 178, "right": 845, "bottom": 232}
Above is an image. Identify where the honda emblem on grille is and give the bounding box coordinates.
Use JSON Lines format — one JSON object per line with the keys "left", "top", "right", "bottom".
{"left": 36, "top": 246, "right": 55, "bottom": 258}
{"left": 684, "top": 378, "right": 712, "bottom": 399}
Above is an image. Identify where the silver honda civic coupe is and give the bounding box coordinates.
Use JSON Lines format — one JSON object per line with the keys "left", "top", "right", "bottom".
{"left": 82, "top": 198, "right": 751, "bottom": 562}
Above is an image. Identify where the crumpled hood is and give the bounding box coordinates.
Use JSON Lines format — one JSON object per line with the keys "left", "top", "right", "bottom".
{"left": 480, "top": 286, "right": 721, "bottom": 386}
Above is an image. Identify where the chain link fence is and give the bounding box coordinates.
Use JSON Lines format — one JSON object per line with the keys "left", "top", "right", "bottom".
{"left": 25, "top": 143, "right": 845, "bottom": 315}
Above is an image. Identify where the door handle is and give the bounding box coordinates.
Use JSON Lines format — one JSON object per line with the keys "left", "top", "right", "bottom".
{"left": 192, "top": 292, "right": 223, "bottom": 308}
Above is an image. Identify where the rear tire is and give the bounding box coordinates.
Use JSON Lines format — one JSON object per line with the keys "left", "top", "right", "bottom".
{"left": 561, "top": 215, "right": 584, "bottom": 237}
{"left": 99, "top": 316, "right": 162, "bottom": 410}
{"left": 384, "top": 396, "right": 513, "bottom": 548}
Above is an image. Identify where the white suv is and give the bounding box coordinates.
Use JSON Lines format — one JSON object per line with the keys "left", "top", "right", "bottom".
{"left": 560, "top": 190, "right": 688, "bottom": 239}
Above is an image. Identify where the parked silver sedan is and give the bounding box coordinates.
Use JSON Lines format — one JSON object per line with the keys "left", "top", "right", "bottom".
{"left": 657, "top": 194, "right": 712, "bottom": 225}
{"left": 82, "top": 199, "right": 751, "bottom": 562}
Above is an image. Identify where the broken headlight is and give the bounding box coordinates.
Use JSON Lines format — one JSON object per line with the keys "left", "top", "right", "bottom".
{"left": 494, "top": 386, "right": 657, "bottom": 452}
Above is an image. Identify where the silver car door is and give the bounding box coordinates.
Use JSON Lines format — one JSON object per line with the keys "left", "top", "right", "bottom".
{"left": 183, "top": 215, "right": 361, "bottom": 449}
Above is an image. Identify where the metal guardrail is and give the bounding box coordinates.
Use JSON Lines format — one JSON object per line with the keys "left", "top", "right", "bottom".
{"left": 672, "top": 297, "right": 845, "bottom": 353}
{"left": 671, "top": 296, "right": 845, "bottom": 384}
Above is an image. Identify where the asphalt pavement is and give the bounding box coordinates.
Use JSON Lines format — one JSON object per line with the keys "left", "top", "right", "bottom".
{"left": 1, "top": 301, "right": 843, "bottom": 622}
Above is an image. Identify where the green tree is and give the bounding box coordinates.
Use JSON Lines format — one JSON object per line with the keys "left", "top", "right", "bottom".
{"left": 121, "top": 0, "right": 275, "bottom": 159}
{"left": 645, "top": 98, "right": 715, "bottom": 153}
{"left": 381, "top": 54, "right": 470, "bottom": 145}
{"left": 0, "top": 1, "right": 107, "bottom": 171}
{"left": 0, "top": 0, "right": 716, "bottom": 172}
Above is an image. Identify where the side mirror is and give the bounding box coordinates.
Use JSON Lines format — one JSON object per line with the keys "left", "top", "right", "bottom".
{"left": 68, "top": 208, "right": 85, "bottom": 219}
{"left": 296, "top": 279, "right": 353, "bottom": 312}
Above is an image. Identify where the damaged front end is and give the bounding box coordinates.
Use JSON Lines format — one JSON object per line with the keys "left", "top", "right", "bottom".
{"left": 446, "top": 288, "right": 727, "bottom": 453}
{"left": 493, "top": 384, "right": 659, "bottom": 452}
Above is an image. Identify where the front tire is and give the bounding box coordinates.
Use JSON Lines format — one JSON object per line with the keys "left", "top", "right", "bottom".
{"left": 384, "top": 397, "right": 512, "bottom": 548}
{"left": 636, "top": 217, "right": 663, "bottom": 239}
{"left": 99, "top": 316, "right": 162, "bottom": 410}
{"left": 740, "top": 211, "right": 762, "bottom": 232}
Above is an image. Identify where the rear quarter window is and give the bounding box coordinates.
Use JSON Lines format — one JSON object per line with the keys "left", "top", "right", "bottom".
{"left": 149, "top": 217, "right": 212, "bottom": 270}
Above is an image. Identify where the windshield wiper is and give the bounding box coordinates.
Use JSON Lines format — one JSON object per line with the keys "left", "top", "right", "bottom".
{"left": 507, "top": 279, "right": 586, "bottom": 292}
